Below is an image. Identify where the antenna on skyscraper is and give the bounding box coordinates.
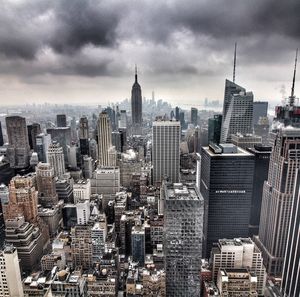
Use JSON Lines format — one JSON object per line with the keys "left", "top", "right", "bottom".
{"left": 290, "top": 48, "right": 298, "bottom": 106}
{"left": 233, "top": 42, "right": 237, "bottom": 83}
{"left": 135, "top": 64, "right": 138, "bottom": 82}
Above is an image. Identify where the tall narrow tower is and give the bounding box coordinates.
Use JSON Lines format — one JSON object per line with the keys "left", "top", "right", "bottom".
{"left": 131, "top": 65, "right": 142, "bottom": 135}
{"left": 97, "top": 112, "right": 112, "bottom": 166}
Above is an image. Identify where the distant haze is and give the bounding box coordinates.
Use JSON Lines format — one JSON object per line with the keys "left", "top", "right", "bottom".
{"left": 0, "top": 0, "right": 299, "bottom": 106}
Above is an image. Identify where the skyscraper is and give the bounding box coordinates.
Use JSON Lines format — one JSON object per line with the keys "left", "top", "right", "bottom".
{"left": 208, "top": 114, "right": 222, "bottom": 144}
{"left": 119, "top": 110, "right": 127, "bottom": 129}
{"left": 152, "top": 120, "right": 180, "bottom": 185}
{"left": 281, "top": 169, "right": 300, "bottom": 297}
{"left": 0, "top": 245, "right": 24, "bottom": 297}
{"left": 191, "top": 107, "right": 198, "bottom": 126}
{"left": 47, "top": 142, "right": 66, "bottom": 178}
{"left": 36, "top": 162, "right": 58, "bottom": 208}
{"left": 200, "top": 143, "right": 254, "bottom": 257}
{"left": 162, "top": 182, "right": 203, "bottom": 296}
{"left": 27, "top": 123, "right": 41, "bottom": 151}
{"left": 254, "top": 128, "right": 300, "bottom": 276}
{"left": 131, "top": 66, "right": 142, "bottom": 135}
{"left": 79, "top": 116, "right": 89, "bottom": 156}
{"left": 97, "top": 112, "right": 113, "bottom": 166}
{"left": 36, "top": 133, "right": 51, "bottom": 163}
{"left": 220, "top": 80, "right": 253, "bottom": 143}
{"left": 56, "top": 114, "right": 67, "bottom": 127}
{"left": 6, "top": 115, "right": 30, "bottom": 168}
{"left": 0, "top": 121, "right": 3, "bottom": 146}
{"left": 131, "top": 224, "right": 145, "bottom": 266}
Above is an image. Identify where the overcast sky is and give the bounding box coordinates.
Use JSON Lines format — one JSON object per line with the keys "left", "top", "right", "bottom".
{"left": 0, "top": 0, "right": 299, "bottom": 107}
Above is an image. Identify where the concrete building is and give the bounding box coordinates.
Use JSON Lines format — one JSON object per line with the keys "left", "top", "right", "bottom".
{"left": 254, "top": 128, "right": 300, "bottom": 276}
{"left": 5, "top": 216, "right": 44, "bottom": 271}
{"left": 281, "top": 169, "right": 300, "bottom": 297}
{"left": 231, "top": 133, "right": 262, "bottom": 149}
{"left": 91, "top": 216, "right": 107, "bottom": 261}
{"left": 254, "top": 117, "right": 270, "bottom": 146}
{"left": 220, "top": 80, "right": 253, "bottom": 143}
{"left": 83, "top": 155, "right": 93, "bottom": 179}
{"left": 0, "top": 245, "right": 24, "bottom": 297}
{"left": 76, "top": 200, "right": 90, "bottom": 225}
{"left": 47, "top": 142, "right": 66, "bottom": 178}
{"left": 152, "top": 120, "right": 180, "bottom": 185}
{"left": 6, "top": 115, "right": 30, "bottom": 168}
{"left": 27, "top": 123, "right": 41, "bottom": 151}
{"left": 36, "top": 162, "right": 58, "bottom": 208}
{"left": 200, "top": 143, "right": 254, "bottom": 257}
{"left": 217, "top": 268, "right": 258, "bottom": 296}
{"left": 73, "top": 179, "right": 91, "bottom": 203}
{"left": 56, "top": 114, "right": 67, "bottom": 127}
{"left": 253, "top": 101, "right": 268, "bottom": 126}
{"left": 119, "top": 110, "right": 127, "bottom": 129}
{"left": 163, "top": 182, "right": 204, "bottom": 296}
{"left": 191, "top": 107, "right": 198, "bottom": 126}
{"left": 38, "top": 206, "right": 61, "bottom": 238}
{"left": 211, "top": 238, "right": 266, "bottom": 296}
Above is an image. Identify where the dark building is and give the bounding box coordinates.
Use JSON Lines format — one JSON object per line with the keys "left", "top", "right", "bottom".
{"left": 191, "top": 107, "right": 198, "bottom": 126}
{"left": 179, "top": 111, "right": 185, "bottom": 129}
{"left": 208, "top": 114, "right": 222, "bottom": 144}
{"left": 175, "top": 106, "right": 180, "bottom": 121}
{"left": 56, "top": 114, "right": 67, "bottom": 127}
{"left": 62, "top": 204, "right": 77, "bottom": 230}
{"left": 56, "top": 179, "right": 73, "bottom": 203}
{"left": 200, "top": 143, "right": 254, "bottom": 257}
{"left": 79, "top": 116, "right": 89, "bottom": 156}
{"left": 112, "top": 131, "right": 122, "bottom": 152}
{"left": 246, "top": 145, "right": 272, "bottom": 236}
{"left": 281, "top": 169, "right": 300, "bottom": 297}
{"left": 0, "top": 121, "right": 3, "bottom": 146}
{"left": 27, "top": 123, "right": 41, "bottom": 151}
{"left": 253, "top": 101, "right": 268, "bottom": 126}
{"left": 131, "top": 66, "right": 142, "bottom": 135}
{"left": 131, "top": 225, "right": 145, "bottom": 266}
{"left": 0, "top": 160, "right": 14, "bottom": 185}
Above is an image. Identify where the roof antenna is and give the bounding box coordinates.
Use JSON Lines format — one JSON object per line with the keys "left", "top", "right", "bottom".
{"left": 233, "top": 42, "right": 237, "bottom": 83}
{"left": 290, "top": 48, "right": 298, "bottom": 106}
{"left": 135, "top": 64, "right": 138, "bottom": 83}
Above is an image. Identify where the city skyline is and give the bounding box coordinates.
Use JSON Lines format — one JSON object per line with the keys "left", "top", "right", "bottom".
{"left": 0, "top": 1, "right": 299, "bottom": 106}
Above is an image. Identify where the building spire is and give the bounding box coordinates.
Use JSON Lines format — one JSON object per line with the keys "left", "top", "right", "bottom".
{"left": 135, "top": 64, "right": 138, "bottom": 83}
{"left": 290, "top": 48, "right": 298, "bottom": 106}
{"left": 233, "top": 42, "right": 237, "bottom": 83}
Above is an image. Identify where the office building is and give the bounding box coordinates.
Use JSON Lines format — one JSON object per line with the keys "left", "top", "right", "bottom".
{"left": 152, "top": 120, "right": 180, "bottom": 185}
{"left": 27, "top": 123, "right": 41, "bottom": 151}
{"left": 231, "top": 133, "right": 262, "bottom": 149}
{"left": 254, "top": 117, "right": 270, "bottom": 146}
{"left": 83, "top": 155, "right": 93, "bottom": 179}
{"left": 253, "top": 101, "right": 268, "bottom": 126}
{"left": 38, "top": 206, "right": 61, "bottom": 238}
{"left": 246, "top": 146, "right": 272, "bottom": 236}
{"left": 131, "top": 66, "right": 143, "bottom": 135}
{"left": 97, "top": 112, "right": 113, "bottom": 166}
{"left": 36, "top": 162, "right": 58, "bottom": 208}
{"left": 254, "top": 129, "right": 300, "bottom": 276}
{"left": 5, "top": 216, "right": 44, "bottom": 271}
{"left": 191, "top": 107, "right": 198, "bottom": 126}
{"left": 79, "top": 116, "right": 89, "bottom": 156}
{"left": 0, "top": 245, "right": 24, "bottom": 297}
{"left": 6, "top": 115, "right": 30, "bottom": 168}
{"left": 200, "top": 143, "right": 254, "bottom": 257}
{"left": 4, "top": 175, "right": 38, "bottom": 223}
{"left": 56, "top": 114, "right": 67, "bottom": 127}
{"left": 91, "top": 216, "right": 107, "bottom": 260}
{"left": 162, "top": 182, "right": 204, "bottom": 296}
{"left": 76, "top": 200, "right": 90, "bottom": 225}
{"left": 73, "top": 179, "right": 91, "bottom": 203}
{"left": 131, "top": 224, "right": 145, "bottom": 266}
{"left": 208, "top": 114, "right": 222, "bottom": 144}
{"left": 119, "top": 110, "right": 127, "bottom": 129}
{"left": 47, "top": 142, "right": 66, "bottom": 178}
{"left": 281, "top": 169, "right": 300, "bottom": 297}
{"left": 211, "top": 238, "right": 266, "bottom": 295}
{"left": 56, "top": 179, "right": 73, "bottom": 203}
{"left": 46, "top": 127, "right": 71, "bottom": 164}
{"left": 217, "top": 268, "right": 258, "bottom": 296}
{"left": 67, "top": 143, "right": 78, "bottom": 168}
{"left": 36, "top": 133, "right": 51, "bottom": 163}
{"left": 220, "top": 79, "right": 253, "bottom": 143}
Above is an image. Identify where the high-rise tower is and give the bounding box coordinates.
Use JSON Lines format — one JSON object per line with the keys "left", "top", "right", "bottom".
{"left": 152, "top": 120, "right": 180, "bottom": 185}
{"left": 47, "top": 142, "right": 66, "bottom": 178}
{"left": 131, "top": 66, "right": 142, "bottom": 135}
{"left": 6, "top": 116, "right": 30, "bottom": 168}
{"left": 79, "top": 116, "right": 89, "bottom": 156}
{"left": 254, "top": 50, "right": 300, "bottom": 276}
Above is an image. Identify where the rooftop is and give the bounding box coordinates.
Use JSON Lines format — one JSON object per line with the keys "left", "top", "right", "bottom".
{"left": 165, "top": 183, "right": 203, "bottom": 201}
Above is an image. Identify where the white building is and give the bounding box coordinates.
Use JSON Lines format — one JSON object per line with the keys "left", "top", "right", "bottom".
{"left": 73, "top": 179, "right": 91, "bottom": 203}
{"left": 76, "top": 200, "right": 90, "bottom": 225}
{"left": 211, "top": 238, "right": 267, "bottom": 296}
{"left": 47, "top": 142, "right": 65, "bottom": 178}
{"left": 0, "top": 245, "right": 24, "bottom": 297}
{"left": 152, "top": 120, "right": 180, "bottom": 185}
{"left": 91, "top": 215, "right": 107, "bottom": 260}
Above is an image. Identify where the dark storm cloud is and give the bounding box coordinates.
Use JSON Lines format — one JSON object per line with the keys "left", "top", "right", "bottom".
{"left": 0, "top": 0, "right": 299, "bottom": 77}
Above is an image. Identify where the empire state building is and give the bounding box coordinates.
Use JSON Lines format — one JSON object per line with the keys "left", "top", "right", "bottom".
{"left": 131, "top": 66, "right": 142, "bottom": 135}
